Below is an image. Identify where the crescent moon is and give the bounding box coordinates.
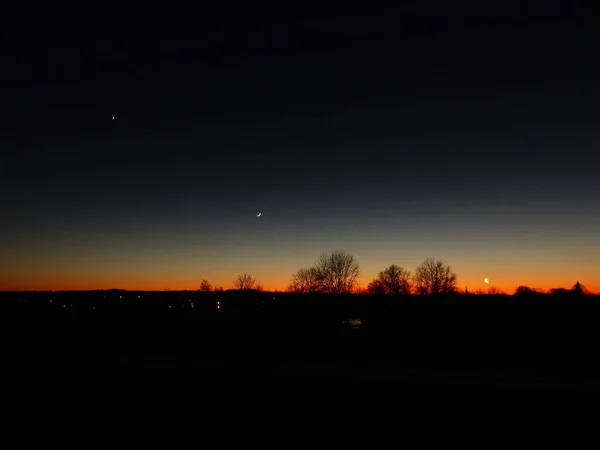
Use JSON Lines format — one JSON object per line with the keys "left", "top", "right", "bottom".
{"left": 257, "top": 212, "right": 262, "bottom": 217}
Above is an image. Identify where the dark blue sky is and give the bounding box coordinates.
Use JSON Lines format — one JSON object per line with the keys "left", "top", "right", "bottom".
{"left": 1, "top": 4, "right": 599, "bottom": 291}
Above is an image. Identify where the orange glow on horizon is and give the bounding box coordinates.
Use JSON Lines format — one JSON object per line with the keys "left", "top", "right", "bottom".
{"left": 1, "top": 277, "right": 598, "bottom": 294}
{"left": 2, "top": 252, "right": 598, "bottom": 294}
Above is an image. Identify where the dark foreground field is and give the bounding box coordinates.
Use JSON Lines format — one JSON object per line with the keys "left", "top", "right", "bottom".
{"left": 2, "top": 290, "right": 599, "bottom": 419}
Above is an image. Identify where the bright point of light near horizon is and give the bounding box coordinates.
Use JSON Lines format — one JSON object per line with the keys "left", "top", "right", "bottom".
{"left": 484, "top": 278, "right": 489, "bottom": 284}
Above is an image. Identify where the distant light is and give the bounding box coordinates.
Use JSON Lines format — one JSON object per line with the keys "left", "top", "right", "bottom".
{"left": 111, "top": 116, "right": 115, "bottom": 120}
{"left": 484, "top": 278, "right": 489, "bottom": 284}
{"left": 348, "top": 318, "right": 362, "bottom": 327}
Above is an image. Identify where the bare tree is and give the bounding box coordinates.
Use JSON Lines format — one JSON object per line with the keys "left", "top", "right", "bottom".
{"left": 487, "top": 286, "right": 505, "bottom": 295}
{"left": 315, "top": 250, "right": 361, "bottom": 294}
{"left": 199, "top": 279, "right": 212, "bottom": 292}
{"left": 376, "top": 264, "right": 412, "bottom": 295}
{"left": 233, "top": 273, "right": 257, "bottom": 290}
{"left": 287, "top": 267, "right": 323, "bottom": 294}
{"left": 514, "top": 285, "right": 534, "bottom": 295}
{"left": 366, "top": 278, "right": 387, "bottom": 295}
{"left": 412, "top": 258, "right": 457, "bottom": 295}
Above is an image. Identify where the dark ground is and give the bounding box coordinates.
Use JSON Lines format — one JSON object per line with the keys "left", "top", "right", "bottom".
{"left": 1, "top": 290, "right": 598, "bottom": 427}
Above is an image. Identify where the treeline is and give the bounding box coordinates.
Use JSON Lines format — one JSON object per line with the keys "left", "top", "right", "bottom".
{"left": 285, "top": 252, "right": 458, "bottom": 295}
{"left": 219, "top": 250, "right": 594, "bottom": 296}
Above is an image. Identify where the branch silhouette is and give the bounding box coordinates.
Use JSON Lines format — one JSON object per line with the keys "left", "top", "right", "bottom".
{"left": 412, "top": 258, "right": 457, "bottom": 295}
{"left": 233, "top": 273, "right": 257, "bottom": 290}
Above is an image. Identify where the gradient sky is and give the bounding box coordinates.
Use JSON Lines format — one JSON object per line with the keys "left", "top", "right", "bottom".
{"left": 1, "top": 4, "right": 599, "bottom": 293}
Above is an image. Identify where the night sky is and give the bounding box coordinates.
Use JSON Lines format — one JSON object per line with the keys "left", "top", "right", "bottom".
{"left": 2, "top": 4, "right": 599, "bottom": 292}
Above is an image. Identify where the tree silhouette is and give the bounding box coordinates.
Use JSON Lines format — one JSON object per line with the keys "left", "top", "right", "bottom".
{"left": 412, "top": 258, "right": 457, "bottom": 295}
{"left": 366, "top": 278, "right": 387, "bottom": 295}
{"left": 199, "top": 279, "right": 212, "bottom": 292}
{"left": 514, "top": 285, "right": 534, "bottom": 295}
{"left": 315, "top": 250, "right": 361, "bottom": 294}
{"left": 233, "top": 273, "right": 257, "bottom": 290}
{"left": 375, "top": 264, "right": 412, "bottom": 295}
{"left": 288, "top": 267, "right": 323, "bottom": 294}
{"left": 572, "top": 281, "right": 590, "bottom": 295}
{"left": 487, "top": 286, "right": 505, "bottom": 295}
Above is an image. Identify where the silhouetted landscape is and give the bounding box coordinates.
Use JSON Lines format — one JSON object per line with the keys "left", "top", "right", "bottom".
{"left": 3, "top": 4, "right": 600, "bottom": 422}
{"left": 4, "top": 283, "right": 600, "bottom": 396}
